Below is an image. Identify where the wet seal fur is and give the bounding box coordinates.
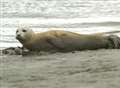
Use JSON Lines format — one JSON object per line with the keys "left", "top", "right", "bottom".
{"left": 16, "top": 26, "right": 120, "bottom": 52}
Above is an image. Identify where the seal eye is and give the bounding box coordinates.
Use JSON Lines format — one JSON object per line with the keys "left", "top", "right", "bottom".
{"left": 22, "top": 29, "right": 26, "bottom": 32}
{"left": 16, "top": 30, "right": 18, "bottom": 33}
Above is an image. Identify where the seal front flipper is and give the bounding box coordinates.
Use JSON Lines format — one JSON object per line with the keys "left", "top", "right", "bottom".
{"left": 46, "top": 37, "right": 65, "bottom": 51}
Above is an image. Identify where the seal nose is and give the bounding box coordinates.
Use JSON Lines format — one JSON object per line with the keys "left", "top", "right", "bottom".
{"left": 17, "top": 34, "right": 20, "bottom": 37}
{"left": 16, "top": 34, "right": 21, "bottom": 39}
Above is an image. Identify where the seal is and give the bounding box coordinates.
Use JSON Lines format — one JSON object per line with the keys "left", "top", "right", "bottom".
{"left": 16, "top": 26, "right": 120, "bottom": 52}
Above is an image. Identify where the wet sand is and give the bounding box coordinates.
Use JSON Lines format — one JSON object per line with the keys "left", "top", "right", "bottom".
{"left": 0, "top": 49, "right": 120, "bottom": 88}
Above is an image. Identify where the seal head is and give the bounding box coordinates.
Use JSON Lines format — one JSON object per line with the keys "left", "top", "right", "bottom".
{"left": 16, "top": 26, "right": 34, "bottom": 44}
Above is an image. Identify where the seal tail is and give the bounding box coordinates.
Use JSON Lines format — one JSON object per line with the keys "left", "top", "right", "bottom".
{"left": 107, "top": 35, "right": 120, "bottom": 49}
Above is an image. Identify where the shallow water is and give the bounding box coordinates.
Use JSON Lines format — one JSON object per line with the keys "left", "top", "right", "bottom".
{"left": 1, "top": 0, "right": 120, "bottom": 48}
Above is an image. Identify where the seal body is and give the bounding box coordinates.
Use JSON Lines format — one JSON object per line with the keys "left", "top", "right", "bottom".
{"left": 16, "top": 27, "right": 120, "bottom": 52}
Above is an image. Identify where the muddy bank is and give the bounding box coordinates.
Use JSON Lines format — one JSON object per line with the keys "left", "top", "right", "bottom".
{"left": 0, "top": 49, "right": 120, "bottom": 88}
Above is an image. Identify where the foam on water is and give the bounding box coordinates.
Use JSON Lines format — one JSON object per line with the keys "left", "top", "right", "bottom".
{"left": 1, "top": 17, "right": 120, "bottom": 27}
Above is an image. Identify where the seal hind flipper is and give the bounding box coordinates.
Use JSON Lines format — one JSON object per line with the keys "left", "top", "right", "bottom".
{"left": 108, "top": 35, "right": 120, "bottom": 49}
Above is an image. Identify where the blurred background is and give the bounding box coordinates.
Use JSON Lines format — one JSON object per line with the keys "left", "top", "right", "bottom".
{"left": 1, "top": 0, "right": 120, "bottom": 49}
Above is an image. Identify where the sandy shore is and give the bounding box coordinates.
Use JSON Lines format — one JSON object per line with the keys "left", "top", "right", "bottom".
{"left": 0, "top": 49, "right": 120, "bottom": 88}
